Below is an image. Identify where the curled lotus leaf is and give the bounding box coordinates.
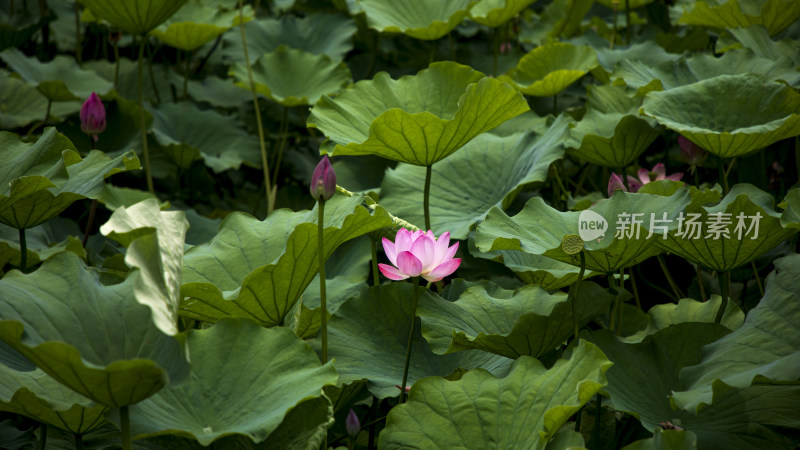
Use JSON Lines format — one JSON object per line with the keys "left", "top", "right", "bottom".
{"left": 673, "top": 0, "right": 800, "bottom": 37}
{"left": 149, "top": 0, "right": 252, "bottom": 51}
{"left": 469, "top": 0, "right": 536, "bottom": 27}
{"left": 498, "top": 42, "right": 598, "bottom": 97}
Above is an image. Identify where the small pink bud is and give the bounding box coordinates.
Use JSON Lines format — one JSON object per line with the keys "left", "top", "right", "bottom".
{"left": 345, "top": 408, "right": 360, "bottom": 438}
{"left": 80, "top": 92, "right": 106, "bottom": 140}
{"left": 310, "top": 155, "right": 336, "bottom": 201}
{"left": 607, "top": 173, "right": 627, "bottom": 197}
{"left": 678, "top": 136, "right": 707, "bottom": 166}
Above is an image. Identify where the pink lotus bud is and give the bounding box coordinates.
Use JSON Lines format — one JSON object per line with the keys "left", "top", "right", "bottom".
{"left": 80, "top": 92, "right": 106, "bottom": 140}
{"left": 607, "top": 173, "right": 627, "bottom": 197}
{"left": 345, "top": 408, "right": 360, "bottom": 438}
{"left": 310, "top": 155, "right": 336, "bottom": 201}
{"left": 678, "top": 136, "right": 707, "bottom": 166}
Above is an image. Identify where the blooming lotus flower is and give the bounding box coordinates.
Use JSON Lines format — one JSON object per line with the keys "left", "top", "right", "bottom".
{"left": 608, "top": 163, "right": 683, "bottom": 196}
{"left": 80, "top": 92, "right": 106, "bottom": 141}
{"left": 379, "top": 228, "right": 461, "bottom": 282}
{"left": 310, "top": 155, "right": 336, "bottom": 201}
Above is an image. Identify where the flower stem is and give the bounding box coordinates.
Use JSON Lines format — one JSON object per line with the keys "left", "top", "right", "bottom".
{"left": 714, "top": 270, "right": 730, "bottom": 324}
{"left": 18, "top": 227, "right": 26, "bottom": 272}
{"left": 400, "top": 279, "right": 425, "bottom": 403}
{"left": 38, "top": 424, "right": 46, "bottom": 450}
{"left": 318, "top": 199, "right": 328, "bottom": 363}
{"left": 657, "top": 254, "right": 683, "bottom": 301}
{"left": 82, "top": 200, "right": 97, "bottom": 248}
{"left": 137, "top": 36, "right": 154, "bottom": 194}
{"left": 569, "top": 252, "right": 586, "bottom": 340}
{"left": 120, "top": 406, "right": 131, "bottom": 450}
{"left": 696, "top": 264, "right": 707, "bottom": 302}
{"left": 239, "top": 0, "right": 274, "bottom": 216}
{"left": 74, "top": 434, "right": 85, "bottom": 450}
{"left": 628, "top": 267, "right": 641, "bottom": 309}
{"left": 183, "top": 49, "right": 193, "bottom": 101}
{"left": 370, "top": 235, "right": 380, "bottom": 286}
{"left": 751, "top": 260, "right": 764, "bottom": 297}
{"left": 271, "top": 106, "right": 289, "bottom": 187}
{"left": 423, "top": 165, "right": 432, "bottom": 231}
{"left": 718, "top": 156, "right": 730, "bottom": 195}
{"left": 73, "top": 2, "right": 81, "bottom": 65}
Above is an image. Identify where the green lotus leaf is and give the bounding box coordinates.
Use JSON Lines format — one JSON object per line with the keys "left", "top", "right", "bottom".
{"left": 308, "top": 61, "right": 529, "bottom": 166}
{"left": 499, "top": 42, "right": 598, "bottom": 97}
{"left": 149, "top": 103, "right": 261, "bottom": 173}
{"left": 180, "top": 193, "right": 392, "bottom": 326}
{"left": 613, "top": 49, "right": 800, "bottom": 95}
{"left": 0, "top": 221, "right": 85, "bottom": 269}
{"left": 80, "top": 0, "right": 189, "bottom": 35}
{"left": 230, "top": 47, "right": 352, "bottom": 107}
{"left": 357, "top": 0, "right": 475, "bottom": 40}
{"left": 469, "top": 0, "right": 536, "bottom": 27}
{"left": 127, "top": 318, "right": 336, "bottom": 445}
{"left": 566, "top": 85, "right": 661, "bottom": 168}
{"left": 418, "top": 281, "right": 614, "bottom": 358}
{"left": 476, "top": 186, "right": 691, "bottom": 273}
{"left": 0, "top": 49, "right": 113, "bottom": 102}
{"left": 715, "top": 25, "right": 800, "bottom": 65}
{"left": 673, "top": 0, "right": 800, "bottom": 36}
{"left": 380, "top": 114, "right": 570, "bottom": 239}
{"left": 596, "top": 0, "right": 653, "bottom": 9}
{"left": 100, "top": 199, "right": 189, "bottom": 336}
{"left": 518, "top": 0, "right": 594, "bottom": 44}
{"left": 328, "top": 283, "right": 514, "bottom": 398}
{"left": 149, "top": 0, "right": 250, "bottom": 51}
{"left": 587, "top": 323, "right": 800, "bottom": 449}
{"left": 0, "top": 9, "right": 43, "bottom": 53}
{"left": 0, "top": 72, "right": 81, "bottom": 129}
{"left": 0, "top": 251, "right": 190, "bottom": 407}
{"left": 379, "top": 340, "right": 611, "bottom": 449}
{"left": 622, "top": 429, "right": 698, "bottom": 450}
{"left": 623, "top": 296, "right": 744, "bottom": 343}
{"left": 591, "top": 41, "right": 681, "bottom": 82}
{"left": 0, "top": 128, "right": 140, "bottom": 229}
{"left": 655, "top": 185, "right": 800, "bottom": 272}
{"left": 641, "top": 74, "right": 800, "bottom": 158}
{"left": 179, "top": 75, "right": 252, "bottom": 108}
{"left": 0, "top": 365, "right": 109, "bottom": 435}
{"left": 222, "top": 13, "right": 356, "bottom": 63}
{"left": 674, "top": 253, "right": 800, "bottom": 411}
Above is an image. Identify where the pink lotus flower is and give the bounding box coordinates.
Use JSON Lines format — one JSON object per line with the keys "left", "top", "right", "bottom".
{"left": 80, "top": 92, "right": 106, "bottom": 141}
{"left": 379, "top": 229, "right": 461, "bottom": 282}
{"left": 310, "top": 155, "right": 336, "bottom": 201}
{"left": 607, "top": 173, "right": 626, "bottom": 197}
{"left": 608, "top": 163, "right": 683, "bottom": 196}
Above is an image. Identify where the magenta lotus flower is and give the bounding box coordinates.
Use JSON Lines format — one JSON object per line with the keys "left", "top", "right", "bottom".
{"left": 80, "top": 92, "right": 106, "bottom": 141}
{"left": 379, "top": 228, "right": 461, "bottom": 282}
{"left": 631, "top": 163, "right": 683, "bottom": 191}
{"left": 310, "top": 155, "right": 336, "bottom": 201}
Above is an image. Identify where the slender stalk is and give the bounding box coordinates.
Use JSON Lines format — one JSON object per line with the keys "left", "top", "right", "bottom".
{"left": 239, "top": 0, "right": 274, "bottom": 215}
{"left": 624, "top": 0, "right": 631, "bottom": 43}
{"left": 44, "top": 98, "right": 52, "bottom": 124}
{"left": 608, "top": 275, "right": 618, "bottom": 332}
{"left": 714, "top": 271, "right": 730, "bottom": 323}
{"left": 318, "top": 199, "right": 328, "bottom": 363}
{"left": 82, "top": 200, "right": 97, "bottom": 247}
{"left": 610, "top": 1, "right": 618, "bottom": 49}
{"left": 112, "top": 37, "right": 120, "bottom": 88}
{"left": 183, "top": 50, "right": 193, "bottom": 100}
{"left": 657, "top": 255, "right": 683, "bottom": 300}
{"left": 120, "top": 406, "right": 131, "bottom": 450}
{"left": 37, "top": 424, "right": 46, "bottom": 450}
{"left": 553, "top": 95, "right": 557, "bottom": 115}
{"left": 400, "top": 280, "right": 427, "bottom": 403}
{"left": 423, "top": 165, "right": 432, "bottom": 231}
{"left": 551, "top": 163, "right": 568, "bottom": 208}
{"left": 620, "top": 166, "right": 629, "bottom": 191}
{"left": 492, "top": 28, "right": 498, "bottom": 75}
{"left": 696, "top": 264, "right": 707, "bottom": 302}
{"left": 195, "top": 35, "right": 222, "bottom": 75}
{"left": 19, "top": 228, "right": 27, "bottom": 272}
{"left": 75, "top": 434, "right": 85, "bottom": 450}
{"left": 73, "top": 2, "right": 81, "bottom": 65}
{"left": 570, "top": 252, "right": 587, "bottom": 340}
{"left": 718, "top": 156, "right": 730, "bottom": 195}
{"left": 137, "top": 37, "right": 154, "bottom": 194}
{"left": 751, "top": 260, "right": 764, "bottom": 297}
{"left": 592, "top": 395, "right": 602, "bottom": 447}
{"left": 367, "top": 396, "right": 379, "bottom": 449}
{"left": 370, "top": 235, "right": 380, "bottom": 286}
{"left": 146, "top": 42, "right": 161, "bottom": 105}
{"left": 628, "top": 267, "right": 641, "bottom": 309}
{"left": 271, "top": 106, "right": 289, "bottom": 187}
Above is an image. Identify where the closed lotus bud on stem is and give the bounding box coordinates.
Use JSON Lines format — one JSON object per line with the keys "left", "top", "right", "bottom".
{"left": 80, "top": 92, "right": 107, "bottom": 141}
{"left": 310, "top": 155, "right": 336, "bottom": 201}
{"left": 345, "top": 408, "right": 360, "bottom": 438}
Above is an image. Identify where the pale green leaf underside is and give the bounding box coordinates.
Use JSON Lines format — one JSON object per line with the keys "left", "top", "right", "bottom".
{"left": 674, "top": 0, "right": 800, "bottom": 36}
{"left": 499, "top": 42, "right": 598, "bottom": 97}
{"left": 80, "top": 0, "right": 189, "bottom": 35}
{"left": 469, "top": 0, "right": 536, "bottom": 27}
{"left": 149, "top": 0, "right": 250, "bottom": 51}
{"left": 359, "top": 0, "right": 475, "bottom": 40}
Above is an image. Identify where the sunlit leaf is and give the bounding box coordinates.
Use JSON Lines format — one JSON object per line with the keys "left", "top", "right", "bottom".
{"left": 469, "top": 0, "right": 536, "bottom": 27}
{"left": 80, "top": 0, "right": 189, "bottom": 35}
{"left": 499, "top": 42, "right": 598, "bottom": 97}
{"left": 673, "top": 0, "right": 800, "bottom": 36}
{"left": 623, "top": 296, "right": 744, "bottom": 343}
{"left": 357, "top": 0, "right": 475, "bottom": 40}
{"left": 518, "top": 0, "right": 594, "bottom": 44}
{"left": 149, "top": 0, "right": 251, "bottom": 51}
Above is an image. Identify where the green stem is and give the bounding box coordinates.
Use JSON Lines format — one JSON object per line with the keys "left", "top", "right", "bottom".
{"left": 120, "top": 406, "right": 131, "bottom": 450}
{"left": 696, "top": 264, "right": 707, "bottom": 302}
{"left": 370, "top": 235, "right": 380, "bottom": 286}
{"left": 112, "top": 38, "right": 120, "bottom": 88}
{"left": 629, "top": 267, "right": 641, "bottom": 309}
{"left": 271, "top": 106, "right": 289, "bottom": 188}
{"left": 610, "top": 1, "right": 618, "bottom": 49}
{"left": 367, "top": 396, "right": 379, "bottom": 449}
{"left": 75, "top": 434, "right": 85, "bottom": 450}
{"left": 318, "top": 199, "right": 328, "bottom": 363}
{"left": 751, "top": 260, "right": 764, "bottom": 297}
{"left": 570, "top": 252, "right": 587, "bottom": 340}
{"left": 44, "top": 98, "right": 52, "bottom": 124}
{"left": 183, "top": 49, "right": 193, "bottom": 101}
{"left": 620, "top": 166, "right": 629, "bottom": 191}
{"left": 239, "top": 0, "right": 273, "bottom": 215}
{"left": 137, "top": 36, "right": 154, "bottom": 194}
{"left": 38, "top": 423, "right": 46, "bottom": 450}
{"left": 551, "top": 163, "right": 568, "bottom": 208}
{"left": 625, "top": 0, "right": 631, "bottom": 43}
{"left": 19, "top": 227, "right": 26, "bottom": 272}
{"left": 73, "top": 2, "right": 81, "bottom": 65}
{"left": 400, "top": 280, "right": 426, "bottom": 403}
{"left": 553, "top": 95, "right": 558, "bottom": 115}
{"left": 714, "top": 271, "right": 730, "bottom": 323}
{"left": 592, "top": 395, "right": 602, "bottom": 447}
{"left": 146, "top": 42, "right": 161, "bottom": 105}
{"left": 82, "top": 199, "right": 97, "bottom": 248}
{"left": 608, "top": 275, "right": 618, "bottom": 332}
{"left": 423, "top": 165, "right": 432, "bottom": 231}
{"left": 718, "top": 156, "right": 729, "bottom": 195}
{"left": 657, "top": 254, "right": 684, "bottom": 300}
{"left": 492, "top": 28, "right": 498, "bottom": 75}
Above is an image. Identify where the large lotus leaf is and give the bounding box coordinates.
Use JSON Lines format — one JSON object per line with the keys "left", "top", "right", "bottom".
{"left": 518, "top": 0, "right": 594, "bottom": 44}
{"left": 180, "top": 193, "right": 392, "bottom": 326}
{"left": 230, "top": 47, "right": 352, "bottom": 107}
{"left": 309, "top": 61, "right": 529, "bottom": 166}
{"left": 623, "top": 430, "right": 698, "bottom": 450}
{"left": 587, "top": 324, "right": 800, "bottom": 449}
{"left": 357, "top": 0, "right": 475, "bottom": 40}
{"left": 589, "top": 41, "right": 680, "bottom": 82}
{"left": 655, "top": 185, "right": 800, "bottom": 272}
{"left": 100, "top": 199, "right": 188, "bottom": 336}
{"left": 0, "top": 9, "right": 43, "bottom": 53}
{"left": 596, "top": 0, "right": 654, "bottom": 8}
{"left": 0, "top": 221, "right": 85, "bottom": 269}
{"left": 127, "top": 318, "right": 336, "bottom": 445}
{"left": 0, "top": 365, "right": 109, "bottom": 434}
{"left": 221, "top": 13, "right": 356, "bottom": 63}
{"left": 469, "top": 0, "right": 536, "bottom": 27}
{"left": 674, "top": 253, "right": 800, "bottom": 411}
{"left": 613, "top": 49, "right": 800, "bottom": 95}
{"left": 149, "top": 0, "right": 250, "bottom": 51}
{"left": 640, "top": 74, "right": 800, "bottom": 158}
{"left": 623, "top": 296, "right": 744, "bottom": 343}
{"left": 328, "top": 283, "right": 514, "bottom": 398}
{"left": 0, "top": 128, "right": 140, "bottom": 229}
{"left": 179, "top": 75, "right": 252, "bottom": 108}
{"left": 418, "top": 281, "right": 614, "bottom": 359}
{"left": 379, "top": 340, "right": 611, "bottom": 449}
{"left": 715, "top": 25, "right": 800, "bottom": 65}
{"left": 0, "top": 49, "right": 113, "bottom": 102}
{"left": 566, "top": 85, "right": 661, "bottom": 168}
{"left": 380, "top": 114, "right": 570, "bottom": 239}
{"left": 0, "top": 72, "right": 81, "bottom": 128}
{"left": 80, "top": 0, "right": 188, "bottom": 35}
{"left": 673, "top": 0, "right": 800, "bottom": 36}
{"left": 476, "top": 186, "right": 691, "bottom": 273}
{"left": 149, "top": 103, "right": 261, "bottom": 173}
{"left": 0, "top": 252, "right": 190, "bottom": 407}
{"left": 499, "top": 43, "right": 598, "bottom": 97}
